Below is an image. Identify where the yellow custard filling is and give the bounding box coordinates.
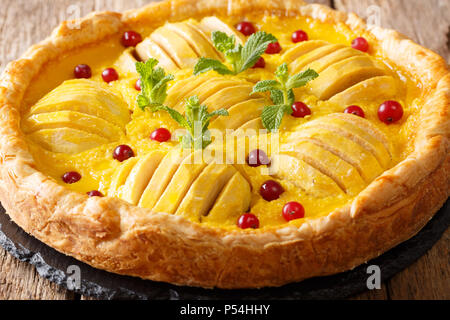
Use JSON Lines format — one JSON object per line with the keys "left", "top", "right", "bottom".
{"left": 21, "top": 14, "right": 422, "bottom": 230}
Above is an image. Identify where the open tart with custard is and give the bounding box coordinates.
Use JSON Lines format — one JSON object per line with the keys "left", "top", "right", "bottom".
{"left": 0, "top": 0, "right": 448, "bottom": 288}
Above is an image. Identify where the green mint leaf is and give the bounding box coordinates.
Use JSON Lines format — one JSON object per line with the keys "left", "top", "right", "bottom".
{"left": 238, "top": 31, "right": 277, "bottom": 72}
{"left": 212, "top": 31, "right": 236, "bottom": 53}
{"left": 275, "top": 63, "right": 289, "bottom": 83}
{"left": 261, "top": 105, "right": 290, "bottom": 132}
{"left": 251, "top": 80, "right": 281, "bottom": 95}
{"left": 137, "top": 95, "right": 150, "bottom": 110}
{"left": 167, "top": 96, "right": 229, "bottom": 150}
{"left": 135, "top": 59, "right": 174, "bottom": 111}
{"left": 150, "top": 74, "right": 175, "bottom": 105}
{"left": 160, "top": 106, "right": 190, "bottom": 129}
{"left": 193, "top": 58, "right": 233, "bottom": 76}
{"left": 285, "top": 68, "right": 319, "bottom": 90}
{"left": 270, "top": 89, "right": 285, "bottom": 105}
{"left": 286, "top": 89, "right": 295, "bottom": 107}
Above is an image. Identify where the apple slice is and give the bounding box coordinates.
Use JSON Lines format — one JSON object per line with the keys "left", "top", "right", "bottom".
{"left": 27, "top": 128, "right": 109, "bottom": 154}
{"left": 22, "top": 111, "right": 123, "bottom": 141}
{"left": 135, "top": 38, "right": 179, "bottom": 71}
{"left": 308, "top": 56, "right": 386, "bottom": 100}
{"left": 203, "top": 172, "right": 252, "bottom": 225}
{"left": 289, "top": 44, "right": 346, "bottom": 74}
{"left": 114, "top": 48, "right": 139, "bottom": 75}
{"left": 203, "top": 84, "right": 255, "bottom": 111}
{"left": 282, "top": 40, "right": 328, "bottom": 64}
{"left": 286, "top": 126, "right": 384, "bottom": 182}
{"left": 199, "top": 16, "right": 245, "bottom": 45}
{"left": 173, "top": 79, "right": 241, "bottom": 112}
{"left": 303, "top": 114, "right": 391, "bottom": 169}
{"left": 329, "top": 76, "right": 397, "bottom": 105}
{"left": 166, "top": 22, "right": 222, "bottom": 60}
{"left": 120, "top": 152, "right": 165, "bottom": 205}
{"left": 270, "top": 154, "right": 344, "bottom": 197}
{"left": 283, "top": 140, "right": 366, "bottom": 195}
{"left": 152, "top": 151, "right": 208, "bottom": 214}
{"left": 139, "top": 148, "right": 191, "bottom": 209}
{"left": 303, "top": 47, "right": 363, "bottom": 73}
{"left": 166, "top": 75, "right": 214, "bottom": 108}
{"left": 150, "top": 27, "right": 199, "bottom": 69}
{"left": 210, "top": 98, "right": 268, "bottom": 130}
{"left": 175, "top": 163, "right": 237, "bottom": 220}
{"left": 108, "top": 157, "right": 139, "bottom": 198}
{"left": 28, "top": 80, "right": 130, "bottom": 128}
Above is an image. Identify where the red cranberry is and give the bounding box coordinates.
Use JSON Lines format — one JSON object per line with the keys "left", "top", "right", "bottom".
{"left": 102, "top": 68, "right": 119, "bottom": 83}
{"left": 351, "top": 37, "right": 369, "bottom": 52}
{"left": 291, "top": 102, "right": 311, "bottom": 118}
{"left": 121, "top": 31, "right": 143, "bottom": 47}
{"left": 265, "top": 42, "right": 282, "bottom": 54}
{"left": 235, "top": 21, "right": 256, "bottom": 36}
{"left": 87, "top": 190, "right": 104, "bottom": 197}
{"left": 135, "top": 79, "right": 142, "bottom": 91}
{"left": 237, "top": 213, "right": 260, "bottom": 229}
{"left": 282, "top": 202, "right": 305, "bottom": 221}
{"left": 74, "top": 64, "right": 92, "bottom": 79}
{"left": 292, "top": 30, "right": 308, "bottom": 43}
{"left": 247, "top": 149, "right": 270, "bottom": 167}
{"left": 260, "top": 180, "right": 284, "bottom": 201}
{"left": 252, "top": 57, "right": 266, "bottom": 69}
{"left": 150, "top": 128, "right": 171, "bottom": 142}
{"left": 113, "top": 145, "right": 135, "bottom": 162}
{"left": 378, "top": 100, "right": 404, "bottom": 124}
{"left": 344, "top": 105, "right": 365, "bottom": 118}
{"left": 62, "top": 171, "right": 81, "bottom": 184}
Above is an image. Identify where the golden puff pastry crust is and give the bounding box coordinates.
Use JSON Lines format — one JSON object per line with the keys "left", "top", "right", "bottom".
{"left": 0, "top": 0, "right": 448, "bottom": 288}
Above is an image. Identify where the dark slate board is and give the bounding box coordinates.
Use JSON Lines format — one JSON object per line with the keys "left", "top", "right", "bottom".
{"left": 0, "top": 200, "right": 448, "bottom": 300}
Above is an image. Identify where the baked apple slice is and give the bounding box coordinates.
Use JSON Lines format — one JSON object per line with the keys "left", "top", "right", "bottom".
{"left": 203, "top": 172, "right": 252, "bottom": 225}
{"left": 210, "top": 98, "right": 269, "bottom": 130}
{"left": 153, "top": 151, "right": 208, "bottom": 214}
{"left": 307, "top": 56, "right": 387, "bottom": 100}
{"left": 27, "top": 128, "right": 109, "bottom": 154}
{"left": 199, "top": 16, "right": 245, "bottom": 45}
{"left": 329, "top": 76, "right": 397, "bottom": 105}
{"left": 303, "top": 47, "right": 363, "bottom": 73}
{"left": 282, "top": 40, "right": 328, "bottom": 64}
{"left": 166, "top": 21, "right": 222, "bottom": 60}
{"left": 176, "top": 163, "right": 237, "bottom": 220}
{"left": 270, "top": 154, "right": 344, "bottom": 197}
{"left": 150, "top": 27, "right": 199, "bottom": 69}
{"left": 135, "top": 38, "right": 179, "bottom": 71}
{"left": 139, "top": 149, "right": 190, "bottom": 209}
{"left": 289, "top": 43, "right": 346, "bottom": 74}
{"left": 22, "top": 111, "right": 123, "bottom": 142}
{"left": 121, "top": 152, "right": 165, "bottom": 205}
{"left": 27, "top": 80, "right": 130, "bottom": 128}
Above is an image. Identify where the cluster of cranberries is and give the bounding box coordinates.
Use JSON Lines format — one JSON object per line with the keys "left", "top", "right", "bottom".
{"left": 237, "top": 149, "right": 307, "bottom": 229}
{"left": 342, "top": 101, "right": 404, "bottom": 124}
{"left": 235, "top": 21, "right": 312, "bottom": 70}
{"left": 73, "top": 30, "right": 143, "bottom": 84}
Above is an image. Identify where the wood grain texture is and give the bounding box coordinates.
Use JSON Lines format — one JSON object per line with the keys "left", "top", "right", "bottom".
{"left": 0, "top": 0, "right": 448, "bottom": 300}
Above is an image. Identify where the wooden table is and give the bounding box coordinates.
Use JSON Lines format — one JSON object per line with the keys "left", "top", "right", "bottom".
{"left": 0, "top": 0, "right": 448, "bottom": 300}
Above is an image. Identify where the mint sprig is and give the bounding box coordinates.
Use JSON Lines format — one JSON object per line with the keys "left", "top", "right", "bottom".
{"left": 194, "top": 31, "right": 277, "bottom": 76}
{"left": 136, "top": 60, "right": 228, "bottom": 149}
{"left": 169, "top": 96, "right": 229, "bottom": 149}
{"left": 136, "top": 59, "right": 174, "bottom": 111}
{"left": 252, "top": 63, "right": 319, "bottom": 132}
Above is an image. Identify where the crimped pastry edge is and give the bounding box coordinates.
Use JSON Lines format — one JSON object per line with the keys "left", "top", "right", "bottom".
{"left": 0, "top": 0, "right": 448, "bottom": 288}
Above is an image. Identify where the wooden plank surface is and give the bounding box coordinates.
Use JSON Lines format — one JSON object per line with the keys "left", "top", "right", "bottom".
{"left": 0, "top": 0, "right": 448, "bottom": 300}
